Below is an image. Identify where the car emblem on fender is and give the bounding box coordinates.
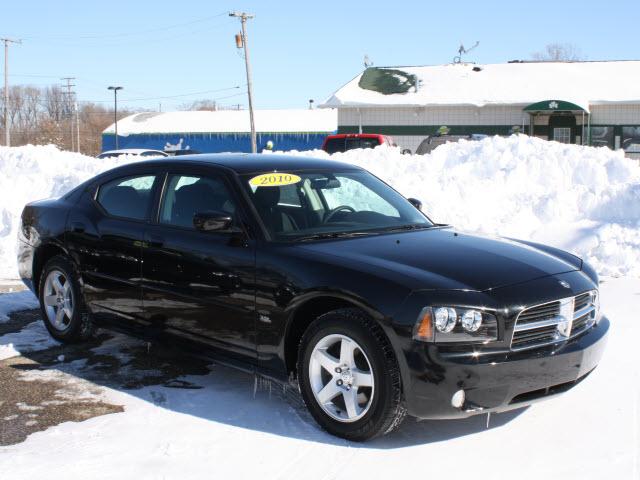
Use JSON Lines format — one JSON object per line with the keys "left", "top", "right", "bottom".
{"left": 559, "top": 280, "right": 571, "bottom": 289}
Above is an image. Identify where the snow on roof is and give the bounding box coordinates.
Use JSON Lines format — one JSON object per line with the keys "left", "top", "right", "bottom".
{"left": 321, "top": 61, "right": 640, "bottom": 110}
{"left": 103, "top": 109, "right": 337, "bottom": 136}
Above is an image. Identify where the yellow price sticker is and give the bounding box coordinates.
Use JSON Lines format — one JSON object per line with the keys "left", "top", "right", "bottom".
{"left": 249, "top": 173, "right": 301, "bottom": 187}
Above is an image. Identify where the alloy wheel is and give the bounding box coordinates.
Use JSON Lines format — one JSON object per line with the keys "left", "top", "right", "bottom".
{"left": 308, "top": 333, "right": 375, "bottom": 422}
{"left": 42, "top": 269, "right": 74, "bottom": 331}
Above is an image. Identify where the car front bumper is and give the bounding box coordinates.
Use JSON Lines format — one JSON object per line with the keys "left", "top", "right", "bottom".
{"left": 401, "top": 316, "right": 609, "bottom": 419}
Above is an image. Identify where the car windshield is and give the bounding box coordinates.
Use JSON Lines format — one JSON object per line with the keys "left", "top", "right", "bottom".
{"left": 241, "top": 169, "right": 432, "bottom": 241}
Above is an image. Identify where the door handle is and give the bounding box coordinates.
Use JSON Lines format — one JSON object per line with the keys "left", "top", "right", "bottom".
{"left": 147, "top": 235, "right": 164, "bottom": 248}
{"left": 71, "top": 222, "right": 85, "bottom": 233}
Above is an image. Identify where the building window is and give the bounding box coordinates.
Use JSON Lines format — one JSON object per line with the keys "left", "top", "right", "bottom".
{"left": 553, "top": 127, "right": 571, "bottom": 144}
{"left": 591, "top": 126, "right": 614, "bottom": 149}
{"left": 622, "top": 127, "right": 640, "bottom": 153}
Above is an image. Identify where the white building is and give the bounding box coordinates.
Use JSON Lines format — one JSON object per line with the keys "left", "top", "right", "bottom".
{"left": 321, "top": 61, "right": 640, "bottom": 155}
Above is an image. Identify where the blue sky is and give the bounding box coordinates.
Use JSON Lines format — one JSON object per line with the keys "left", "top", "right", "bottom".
{"left": 3, "top": 0, "right": 639, "bottom": 111}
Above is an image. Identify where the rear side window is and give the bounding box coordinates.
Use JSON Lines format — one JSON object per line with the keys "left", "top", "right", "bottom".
{"left": 323, "top": 138, "right": 345, "bottom": 154}
{"left": 97, "top": 175, "right": 156, "bottom": 220}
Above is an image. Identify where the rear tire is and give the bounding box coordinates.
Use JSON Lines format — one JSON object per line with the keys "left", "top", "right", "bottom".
{"left": 297, "top": 308, "right": 406, "bottom": 441}
{"left": 38, "top": 255, "right": 93, "bottom": 343}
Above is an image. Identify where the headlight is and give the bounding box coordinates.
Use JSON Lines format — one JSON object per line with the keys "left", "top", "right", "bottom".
{"left": 413, "top": 306, "right": 498, "bottom": 343}
{"left": 434, "top": 307, "right": 456, "bottom": 333}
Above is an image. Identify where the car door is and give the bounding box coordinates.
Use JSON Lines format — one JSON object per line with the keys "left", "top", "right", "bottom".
{"left": 141, "top": 168, "right": 257, "bottom": 361}
{"left": 66, "top": 172, "right": 160, "bottom": 321}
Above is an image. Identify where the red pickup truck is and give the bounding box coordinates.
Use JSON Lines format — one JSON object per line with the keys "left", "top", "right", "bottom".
{"left": 321, "top": 133, "right": 396, "bottom": 154}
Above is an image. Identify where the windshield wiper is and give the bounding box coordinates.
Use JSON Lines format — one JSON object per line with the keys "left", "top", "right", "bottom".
{"left": 292, "top": 231, "right": 374, "bottom": 242}
{"left": 373, "top": 224, "right": 434, "bottom": 233}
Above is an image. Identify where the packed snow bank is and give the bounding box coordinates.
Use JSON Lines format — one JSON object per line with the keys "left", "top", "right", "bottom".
{"left": 0, "top": 145, "right": 145, "bottom": 280}
{"left": 285, "top": 135, "right": 640, "bottom": 277}
{"left": 1, "top": 136, "right": 639, "bottom": 279}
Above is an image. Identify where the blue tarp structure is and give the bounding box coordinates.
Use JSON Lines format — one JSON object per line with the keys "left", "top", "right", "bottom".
{"left": 101, "top": 131, "right": 329, "bottom": 153}
{"left": 101, "top": 110, "right": 337, "bottom": 153}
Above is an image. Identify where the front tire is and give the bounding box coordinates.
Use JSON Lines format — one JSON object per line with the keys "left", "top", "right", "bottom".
{"left": 297, "top": 308, "right": 406, "bottom": 441}
{"left": 38, "top": 255, "right": 93, "bottom": 343}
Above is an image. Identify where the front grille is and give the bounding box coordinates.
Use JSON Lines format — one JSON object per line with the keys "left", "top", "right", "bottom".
{"left": 574, "top": 292, "right": 591, "bottom": 312}
{"left": 511, "top": 324, "right": 559, "bottom": 350}
{"left": 511, "top": 290, "right": 598, "bottom": 351}
{"left": 517, "top": 301, "right": 560, "bottom": 325}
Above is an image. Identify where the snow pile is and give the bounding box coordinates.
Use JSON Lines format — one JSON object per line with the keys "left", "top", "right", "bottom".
{"left": 287, "top": 135, "right": 640, "bottom": 277}
{"left": 0, "top": 145, "right": 145, "bottom": 280}
{"left": 1, "top": 136, "right": 639, "bottom": 279}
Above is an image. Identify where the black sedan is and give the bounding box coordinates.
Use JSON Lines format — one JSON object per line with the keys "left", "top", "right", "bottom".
{"left": 17, "top": 154, "right": 609, "bottom": 441}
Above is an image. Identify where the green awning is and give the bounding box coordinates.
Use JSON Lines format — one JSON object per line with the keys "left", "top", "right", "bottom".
{"left": 523, "top": 100, "right": 588, "bottom": 113}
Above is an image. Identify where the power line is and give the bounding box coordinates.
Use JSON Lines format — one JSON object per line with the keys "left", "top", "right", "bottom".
{"left": 5, "top": 83, "right": 244, "bottom": 106}
{"left": 108, "top": 86, "right": 242, "bottom": 103}
{"left": 16, "top": 12, "right": 229, "bottom": 41}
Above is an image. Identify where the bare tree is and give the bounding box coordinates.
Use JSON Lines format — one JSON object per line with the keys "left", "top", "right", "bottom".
{"left": 44, "top": 86, "right": 65, "bottom": 122}
{"left": 179, "top": 99, "right": 244, "bottom": 111}
{"left": 531, "top": 43, "right": 584, "bottom": 61}
{"left": 179, "top": 99, "right": 218, "bottom": 111}
{"left": 1, "top": 83, "right": 134, "bottom": 156}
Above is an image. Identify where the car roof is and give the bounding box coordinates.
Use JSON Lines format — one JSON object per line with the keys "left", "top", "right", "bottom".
{"left": 325, "top": 133, "right": 384, "bottom": 139}
{"left": 101, "top": 148, "right": 166, "bottom": 155}
{"left": 107, "top": 153, "right": 362, "bottom": 176}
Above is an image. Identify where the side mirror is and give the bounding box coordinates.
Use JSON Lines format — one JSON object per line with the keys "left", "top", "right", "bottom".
{"left": 407, "top": 198, "right": 422, "bottom": 210}
{"left": 401, "top": 148, "right": 412, "bottom": 155}
{"left": 193, "top": 211, "right": 233, "bottom": 232}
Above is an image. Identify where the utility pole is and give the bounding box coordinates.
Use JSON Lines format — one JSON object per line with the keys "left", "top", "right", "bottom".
{"left": 229, "top": 11, "right": 257, "bottom": 153}
{"left": 61, "top": 77, "right": 76, "bottom": 151}
{"left": 2, "top": 38, "right": 21, "bottom": 147}
{"left": 108, "top": 86, "right": 123, "bottom": 150}
{"left": 75, "top": 101, "right": 80, "bottom": 153}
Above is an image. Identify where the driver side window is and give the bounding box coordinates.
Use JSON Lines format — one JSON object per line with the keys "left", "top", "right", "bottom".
{"left": 322, "top": 176, "right": 399, "bottom": 217}
{"left": 160, "top": 174, "right": 236, "bottom": 229}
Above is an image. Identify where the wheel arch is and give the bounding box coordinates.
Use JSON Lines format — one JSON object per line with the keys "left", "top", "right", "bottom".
{"left": 32, "top": 242, "right": 71, "bottom": 293}
{"left": 283, "top": 292, "right": 388, "bottom": 378}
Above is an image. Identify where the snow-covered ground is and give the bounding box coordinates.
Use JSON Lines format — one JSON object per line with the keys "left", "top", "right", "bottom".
{"left": 0, "top": 278, "right": 637, "bottom": 479}
{"left": 2, "top": 136, "right": 639, "bottom": 279}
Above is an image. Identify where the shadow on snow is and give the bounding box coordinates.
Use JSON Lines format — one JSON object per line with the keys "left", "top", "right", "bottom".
{"left": 2, "top": 299, "right": 526, "bottom": 450}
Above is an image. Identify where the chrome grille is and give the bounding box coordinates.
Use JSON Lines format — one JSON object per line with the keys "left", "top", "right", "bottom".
{"left": 574, "top": 292, "right": 591, "bottom": 312}
{"left": 517, "top": 301, "right": 560, "bottom": 325}
{"left": 511, "top": 291, "right": 598, "bottom": 351}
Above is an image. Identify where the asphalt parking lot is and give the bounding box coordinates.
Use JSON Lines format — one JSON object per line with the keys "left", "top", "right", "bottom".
{"left": 0, "top": 308, "right": 212, "bottom": 446}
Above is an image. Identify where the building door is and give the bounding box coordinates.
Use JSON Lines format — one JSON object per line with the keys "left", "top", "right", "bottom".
{"left": 548, "top": 114, "right": 577, "bottom": 144}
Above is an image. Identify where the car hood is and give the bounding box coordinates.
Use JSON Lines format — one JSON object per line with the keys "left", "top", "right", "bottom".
{"left": 296, "top": 228, "right": 580, "bottom": 291}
